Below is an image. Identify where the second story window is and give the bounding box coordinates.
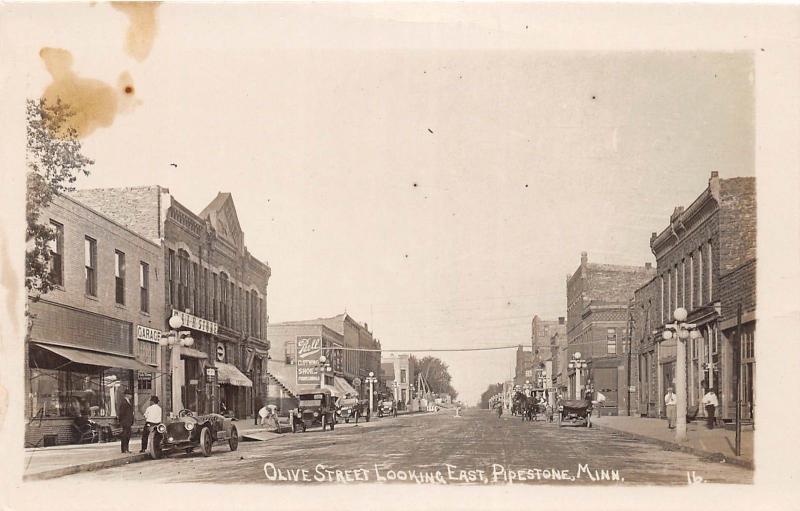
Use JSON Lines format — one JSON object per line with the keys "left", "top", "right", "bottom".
{"left": 49, "top": 220, "right": 64, "bottom": 287}
{"left": 400, "top": 369, "right": 406, "bottom": 383}
{"left": 84, "top": 236, "right": 97, "bottom": 297}
{"left": 606, "top": 328, "right": 617, "bottom": 355}
{"left": 140, "top": 262, "right": 149, "bottom": 313}
{"left": 114, "top": 250, "right": 126, "bottom": 305}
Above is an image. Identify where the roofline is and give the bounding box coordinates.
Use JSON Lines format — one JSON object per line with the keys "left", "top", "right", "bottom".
{"left": 60, "top": 192, "right": 162, "bottom": 250}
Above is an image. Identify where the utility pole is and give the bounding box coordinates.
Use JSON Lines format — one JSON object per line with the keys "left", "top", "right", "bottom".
{"left": 627, "top": 310, "right": 634, "bottom": 417}
{"left": 735, "top": 303, "right": 742, "bottom": 456}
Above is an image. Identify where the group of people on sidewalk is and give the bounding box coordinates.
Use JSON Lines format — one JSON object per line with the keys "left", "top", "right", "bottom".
{"left": 664, "top": 386, "right": 719, "bottom": 430}
{"left": 117, "top": 390, "right": 163, "bottom": 454}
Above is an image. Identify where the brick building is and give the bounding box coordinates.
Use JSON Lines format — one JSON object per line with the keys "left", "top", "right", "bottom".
{"left": 268, "top": 313, "right": 381, "bottom": 404}
{"left": 547, "top": 317, "right": 569, "bottom": 395}
{"left": 531, "top": 315, "right": 566, "bottom": 390}
{"left": 566, "top": 252, "right": 655, "bottom": 414}
{"left": 266, "top": 322, "right": 355, "bottom": 411}
{"left": 639, "top": 172, "right": 756, "bottom": 422}
{"left": 70, "top": 187, "right": 271, "bottom": 421}
{"left": 513, "top": 345, "right": 535, "bottom": 386}
{"left": 26, "top": 194, "right": 163, "bottom": 446}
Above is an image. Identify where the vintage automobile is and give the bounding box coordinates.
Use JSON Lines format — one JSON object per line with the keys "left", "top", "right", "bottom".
{"left": 292, "top": 388, "right": 336, "bottom": 432}
{"left": 556, "top": 399, "right": 592, "bottom": 428}
{"left": 378, "top": 398, "right": 397, "bottom": 418}
{"left": 146, "top": 409, "right": 239, "bottom": 459}
{"left": 336, "top": 396, "right": 361, "bottom": 423}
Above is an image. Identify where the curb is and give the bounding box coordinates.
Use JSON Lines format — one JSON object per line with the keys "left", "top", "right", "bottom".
{"left": 24, "top": 453, "right": 150, "bottom": 481}
{"left": 592, "top": 422, "right": 754, "bottom": 470}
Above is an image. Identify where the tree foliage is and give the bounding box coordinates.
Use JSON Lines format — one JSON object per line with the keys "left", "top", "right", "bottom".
{"left": 26, "top": 98, "right": 93, "bottom": 300}
{"left": 479, "top": 383, "right": 504, "bottom": 409}
{"left": 410, "top": 355, "right": 458, "bottom": 400}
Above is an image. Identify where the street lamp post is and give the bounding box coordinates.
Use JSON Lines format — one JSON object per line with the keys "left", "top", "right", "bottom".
{"left": 318, "top": 354, "right": 332, "bottom": 387}
{"left": 568, "top": 352, "right": 588, "bottom": 400}
{"left": 366, "top": 371, "right": 378, "bottom": 416}
{"left": 662, "top": 307, "right": 702, "bottom": 442}
{"left": 157, "top": 314, "right": 195, "bottom": 416}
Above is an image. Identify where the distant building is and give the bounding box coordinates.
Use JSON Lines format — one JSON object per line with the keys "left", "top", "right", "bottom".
{"left": 271, "top": 313, "right": 381, "bottom": 404}
{"left": 266, "top": 322, "right": 351, "bottom": 411}
{"left": 547, "top": 317, "right": 569, "bottom": 395}
{"left": 566, "top": 252, "right": 655, "bottom": 414}
{"left": 513, "top": 345, "right": 535, "bottom": 386}
{"left": 381, "top": 354, "right": 414, "bottom": 410}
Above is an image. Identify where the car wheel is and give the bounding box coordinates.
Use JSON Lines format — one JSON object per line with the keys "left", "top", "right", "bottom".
{"left": 345, "top": 418, "right": 349, "bottom": 423}
{"left": 147, "top": 430, "right": 161, "bottom": 460}
{"left": 557, "top": 414, "right": 563, "bottom": 428}
{"left": 200, "top": 427, "right": 212, "bottom": 457}
{"left": 229, "top": 426, "right": 239, "bottom": 451}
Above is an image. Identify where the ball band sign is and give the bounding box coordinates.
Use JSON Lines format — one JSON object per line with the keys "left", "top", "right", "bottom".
{"left": 296, "top": 336, "right": 322, "bottom": 385}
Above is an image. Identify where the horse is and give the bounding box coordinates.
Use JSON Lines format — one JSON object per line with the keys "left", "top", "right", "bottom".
{"left": 511, "top": 391, "right": 525, "bottom": 417}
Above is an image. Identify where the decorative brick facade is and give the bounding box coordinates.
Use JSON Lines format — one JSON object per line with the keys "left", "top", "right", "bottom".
{"left": 566, "top": 252, "right": 655, "bottom": 415}
{"left": 69, "top": 187, "right": 271, "bottom": 421}
{"left": 643, "top": 172, "right": 756, "bottom": 421}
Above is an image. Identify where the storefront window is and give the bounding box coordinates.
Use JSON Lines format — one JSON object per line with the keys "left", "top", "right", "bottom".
{"left": 28, "top": 366, "right": 132, "bottom": 419}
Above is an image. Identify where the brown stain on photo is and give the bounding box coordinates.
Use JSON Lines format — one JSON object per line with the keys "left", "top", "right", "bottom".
{"left": 39, "top": 48, "right": 140, "bottom": 138}
{"left": 111, "top": 2, "right": 160, "bottom": 62}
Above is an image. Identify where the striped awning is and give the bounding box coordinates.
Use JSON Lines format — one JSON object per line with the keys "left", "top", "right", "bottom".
{"left": 216, "top": 362, "right": 253, "bottom": 387}
{"left": 332, "top": 376, "right": 358, "bottom": 398}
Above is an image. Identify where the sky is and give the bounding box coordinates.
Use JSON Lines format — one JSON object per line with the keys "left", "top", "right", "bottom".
{"left": 3, "top": 3, "right": 755, "bottom": 406}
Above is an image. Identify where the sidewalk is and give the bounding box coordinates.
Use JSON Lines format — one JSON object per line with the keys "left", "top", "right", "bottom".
{"left": 23, "top": 422, "right": 284, "bottom": 481}
{"left": 592, "top": 415, "right": 754, "bottom": 469}
{"left": 24, "top": 438, "right": 150, "bottom": 481}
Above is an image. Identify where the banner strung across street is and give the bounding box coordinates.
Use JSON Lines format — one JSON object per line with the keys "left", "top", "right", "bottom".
{"left": 296, "top": 336, "right": 322, "bottom": 385}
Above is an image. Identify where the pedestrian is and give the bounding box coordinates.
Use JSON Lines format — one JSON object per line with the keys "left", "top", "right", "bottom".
{"left": 664, "top": 387, "right": 677, "bottom": 429}
{"left": 118, "top": 389, "right": 134, "bottom": 453}
{"left": 702, "top": 388, "right": 719, "bottom": 430}
{"left": 258, "top": 404, "right": 270, "bottom": 426}
{"left": 140, "top": 396, "right": 162, "bottom": 453}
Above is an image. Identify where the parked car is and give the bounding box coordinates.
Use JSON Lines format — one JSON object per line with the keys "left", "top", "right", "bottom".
{"left": 378, "top": 398, "right": 397, "bottom": 418}
{"left": 146, "top": 409, "right": 239, "bottom": 459}
{"left": 336, "top": 396, "right": 361, "bottom": 423}
{"left": 292, "top": 388, "right": 336, "bottom": 432}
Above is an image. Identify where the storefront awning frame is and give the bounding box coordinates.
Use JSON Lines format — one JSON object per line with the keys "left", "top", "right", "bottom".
{"left": 32, "top": 341, "right": 155, "bottom": 372}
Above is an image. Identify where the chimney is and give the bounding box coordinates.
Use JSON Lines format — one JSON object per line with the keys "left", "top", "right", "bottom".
{"left": 558, "top": 316, "right": 565, "bottom": 325}
{"left": 710, "top": 171, "right": 719, "bottom": 179}
{"left": 645, "top": 262, "right": 652, "bottom": 270}
{"left": 580, "top": 251, "right": 588, "bottom": 265}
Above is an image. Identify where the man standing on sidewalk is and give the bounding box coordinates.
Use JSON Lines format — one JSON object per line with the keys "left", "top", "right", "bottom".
{"left": 664, "top": 387, "right": 677, "bottom": 429}
{"left": 140, "top": 396, "right": 162, "bottom": 453}
{"left": 702, "top": 388, "right": 719, "bottom": 430}
{"left": 118, "top": 390, "right": 134, "bottom": 453}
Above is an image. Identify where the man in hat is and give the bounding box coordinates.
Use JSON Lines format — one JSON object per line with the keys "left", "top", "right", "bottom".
{"left": 118, "top": 389, "right": 134, "bottom": 453}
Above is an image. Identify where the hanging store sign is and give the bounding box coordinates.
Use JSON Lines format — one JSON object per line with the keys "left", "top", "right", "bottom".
{"left": 206, "top": 367, "right": 217, "bottom": 378}
{"left": 296, "top": 336, "right": 321, "bottom": 385}
{"left": 137, "top": 325, "right": 162, "bottom": 343}
{"left": 216, "top": 344, "right": 226, "bottom": 362}
{"left": 172, "top": 309, "right": 219, "bottom": 335}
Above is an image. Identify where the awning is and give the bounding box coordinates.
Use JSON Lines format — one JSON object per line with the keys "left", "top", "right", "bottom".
{"left": 179, "top": 347, "right": 208, "bottom": 359}
{"left": 32, "top": 342, "right": 155, "bottom": 372}
{"left": 216, "top": 362, "right": 253, "bottom": 387}
{"left": 333, "top": 376, "right": 358, "bottom": 398}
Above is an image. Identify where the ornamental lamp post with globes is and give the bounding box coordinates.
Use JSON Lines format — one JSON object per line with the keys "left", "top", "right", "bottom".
{"left": 568, "top": 352, "right": 588, "bottom": 400}
{"left": 661, "top": 307, "right": 702, "bottom": 442}
{"left": 365, "top": 371, "right": 378, "bottom": 416}
{"left": 157, "top": 314, "right": 195, "bottom": 416}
